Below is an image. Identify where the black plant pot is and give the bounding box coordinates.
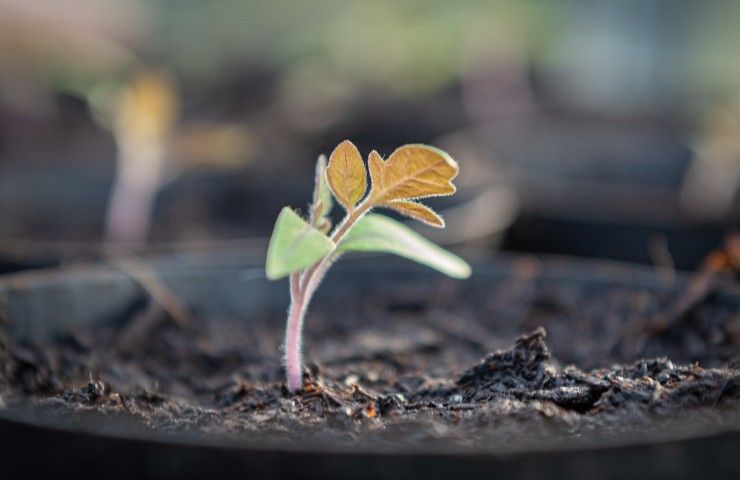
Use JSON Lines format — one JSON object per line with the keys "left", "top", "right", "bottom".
{"left": 490, "top": 112, "right": 739, "bottom": 269}
{"left": 0, "top": 252, "right": 738, "bottom": 480}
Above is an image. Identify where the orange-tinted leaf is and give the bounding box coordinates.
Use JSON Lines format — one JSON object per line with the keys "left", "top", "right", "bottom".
{"left": 327, "top": 140, "right": 367, "bottom": 211}
{"left": 367, "top": 149, "right": 385, "bottom": 194}
{"left": 368, "top": 145, "right": 458, "bottom": 204}
{"left": 384, "top": 200, "right": 445, "bottom": 228}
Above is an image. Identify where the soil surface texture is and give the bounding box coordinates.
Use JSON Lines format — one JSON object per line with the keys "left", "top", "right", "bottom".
{"left": 1, "top": 259, "right": 739, "bottom": 450}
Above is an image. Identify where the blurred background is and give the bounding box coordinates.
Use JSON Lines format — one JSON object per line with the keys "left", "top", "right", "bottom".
{"left": 0, "top": 0, "right": 738, "bottom": 271}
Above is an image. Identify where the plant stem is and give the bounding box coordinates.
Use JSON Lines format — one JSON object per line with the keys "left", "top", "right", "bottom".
{"left": 283, "top": 200, "right": 372, "bottom": 392}
{"left": 285, "top": 299, "right": 306, "bottom": 392}
{"left": 299, "top": 201, "right": 371, "bottom": 291}
{"left": 285, "top": 274, "right": 308, "bottom": 392}
{"left": 105, "top": 138, "right": 166, "bottom": 245}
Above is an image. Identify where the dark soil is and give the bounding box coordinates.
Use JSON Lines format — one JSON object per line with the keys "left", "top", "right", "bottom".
{"left": 0, "top": 259, "right": 739, "bottom": 450}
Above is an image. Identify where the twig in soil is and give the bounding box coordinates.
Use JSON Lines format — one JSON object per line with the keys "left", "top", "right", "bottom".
{"left": 618, "top": 233, "right": 739, "bottom": 358}
{"left": 104, "top": 248, "right": 194, "bottom": 329}
{"left": 649, "top": 233, "right": 739, "bottom": 333}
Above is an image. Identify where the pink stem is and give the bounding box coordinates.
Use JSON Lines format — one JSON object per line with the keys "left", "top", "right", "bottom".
{"left": 283, "top": 201, "right": 372, "bottom": 392}
{"left": 105, "top": 139, "right": 165, "bottom": 245}
{"left": 105, "top": 174, "right": 156, "bottom": 245}
{"left": 284, "top": 273, "right": 307, "bottom": 392}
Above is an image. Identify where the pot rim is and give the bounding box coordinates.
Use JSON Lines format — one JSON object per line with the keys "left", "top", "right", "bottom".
{"left": 0, "top": 252, "right": 738, "bottom": 457}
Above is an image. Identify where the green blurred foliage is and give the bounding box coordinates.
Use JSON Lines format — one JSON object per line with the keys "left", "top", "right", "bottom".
{"left": 148, "top": 0, "right": 556, "bottom": 95}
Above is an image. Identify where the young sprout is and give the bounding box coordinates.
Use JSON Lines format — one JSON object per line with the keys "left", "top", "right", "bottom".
{"left": 265, "top": 140, "right": 471, "bottom": 392}
{"left": 104, "top": 70, "right": 179, "bottom": 244}
{"left": 91, "top": 69, "right": 257, "bottom": 245}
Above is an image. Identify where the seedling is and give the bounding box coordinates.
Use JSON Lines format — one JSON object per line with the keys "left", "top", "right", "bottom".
{"left": 265, "top": 140, "right": 471, "bottom": 392}
{"left": 91, "top": 69, "right": 256, "bottom": 244}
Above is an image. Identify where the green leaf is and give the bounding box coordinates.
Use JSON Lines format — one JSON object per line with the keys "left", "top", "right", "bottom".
{"left": 265, "top": 207, "right": 335, "bottom": 280}
{"left": 310, "top": 154, "right": 333, "bottom": 226}
{"left": 338, "top": 214, "right": 471, "bottom": 279}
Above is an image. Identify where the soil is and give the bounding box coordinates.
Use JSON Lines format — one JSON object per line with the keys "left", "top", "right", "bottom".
{"left": 0, "top": 258, "right": 739, "bottom": 451}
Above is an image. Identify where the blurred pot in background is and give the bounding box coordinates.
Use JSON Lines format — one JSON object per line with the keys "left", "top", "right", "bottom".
{"left": 458, "top": 0, "right": 740, "bottom": 269}
{"left": 0, "top": 0, "right": 738, "bottom": 272}
{"left": 0, "top": 2, "right": 261, "bottom": 270}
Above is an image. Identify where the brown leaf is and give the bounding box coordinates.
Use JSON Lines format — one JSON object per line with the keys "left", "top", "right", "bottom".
{"left": 384, "top": 200, "right": 445, "bottom": 228}
{"left": 327, "top": 140, "right": 367, "bottom": 211}
{"left": 368, "top": 145, "right": 458, "bottom": 204}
